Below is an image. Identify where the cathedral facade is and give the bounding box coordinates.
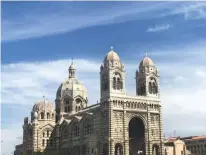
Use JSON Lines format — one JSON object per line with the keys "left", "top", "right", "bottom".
{"left": 15, "top": 48, "right": 164, "bottom": 155}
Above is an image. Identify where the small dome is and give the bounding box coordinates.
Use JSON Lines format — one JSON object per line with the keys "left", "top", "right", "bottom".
{"left": 104, "top": 47, "right": 120, "bottom": 62}
{"left": 139, "top": 56, "right": 154, "bottom": 67}
{"left": 32, "top": 98, "right": 54, "bottom": 112}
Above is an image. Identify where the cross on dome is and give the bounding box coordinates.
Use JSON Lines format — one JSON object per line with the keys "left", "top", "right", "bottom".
{"left": 145, "top": 52, "right": 148, "bottom": 57}
{"left": 110, "top": 46, "right": 113, "bottom": 51}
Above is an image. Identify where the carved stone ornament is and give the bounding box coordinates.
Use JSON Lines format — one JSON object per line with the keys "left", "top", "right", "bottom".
{"left": 113, "top": 111, "right": 123, "bottom": 120}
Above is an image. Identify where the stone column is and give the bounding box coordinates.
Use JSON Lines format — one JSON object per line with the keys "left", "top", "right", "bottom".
{"left": 147, "top": 103, "right": 152, "bottom": 155}
{"left": 159, "top": 106, "right": 165, "bottom": 155}
{"left": 109, "top": 100, "right": 115, "bottom": 155}
{"left": 123, "top": 103, "right": 129, "bottom": 155}
{"left": 32, "top": 120, "right": 38, "bottom": 152}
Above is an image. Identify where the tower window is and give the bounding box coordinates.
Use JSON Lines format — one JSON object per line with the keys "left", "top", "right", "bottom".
{"left": 149, "top": 82, "right": 152, "bottom": 94}
{"left": 113, "top": 77, "right": 116, "bottom": 89}
{"left": 113, "top": 72, "right": 123, "bottom": 90}
{"left": 149, "top": 78, "right": 158, "bottom": 94}
{"left": 41, "top": 112, "right": 44, "bottom": 119}
{"left": 47, "top": 113, "right": 50, "bottom": 119}
{"left": 117, "top": 78, "right": 121, "bottom": 90}
{"left": 42, "top": 139, "right": 45, "bottom": 146}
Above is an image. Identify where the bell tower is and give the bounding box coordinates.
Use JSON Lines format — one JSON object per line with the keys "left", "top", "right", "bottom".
{"left": 136, "top": 53, "right": 160, "bottom": 98}
{"left": 100, "top": 47, "right": 126, "bottom": 100}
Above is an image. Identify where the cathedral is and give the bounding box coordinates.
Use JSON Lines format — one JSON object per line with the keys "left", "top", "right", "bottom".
{"left": 14, "top": 47, "right": 164, "bottom": 155}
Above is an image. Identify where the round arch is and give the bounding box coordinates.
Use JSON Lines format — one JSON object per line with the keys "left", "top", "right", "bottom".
{"left": 128, "top": 117, "right": 146, "bottom": 155}
{"left": 115, "top": 143, "right": 123, "bottom": 155}
{"left": 127, "top": 114, "right": 147, "bottom": 127}
{"left": 152, "top": 144, "right": 160, "bottom": 155}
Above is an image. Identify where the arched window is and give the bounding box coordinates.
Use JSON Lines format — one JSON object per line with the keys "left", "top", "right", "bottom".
{"left": 113, "top": 72, "right": 123, "bottom": 90}
{"left": 75, "top": 106, "right": 77, "bottom": 112}
{"left": 76, "top": 98, "right": 82, "bottom": 105}
{"left": 155, "top": 85, "right": 158, "bottom": 94}
{"left": 42, "top": 139, "right": 45, "bottom": 146}
{"left": 64, "top": 98, "right": 71, "bottom": 113}
{"left": 84, "top": 123, "right": 92, "bottom": 135}
{"left": 152, "top": 144, "right": 160, "bottom": 155}
{"left": 47, "top": 113, "right": 50, "bottom": 119}
{"left": 73, "top": 125, "right": 79, "bottom": 137}
{"left": 115, "top": 143, "right": 123, "bottom": 155}
{"left": 113, "top": 77, "right": 116, "bottom": 89}
{"left": 47, "top": 130, "right": 50, "bottom": 137}
{"left": 152, "top": 83, "right": 156, "bottom": 94}
{"left": 52, "top": 113, "right": 54, "bottom": 119}
{"left": 117, "top": 78, "right": 121, "bottom": 90}
{"left": 43, "top": 132, "right": 45, "bottom": 137}
{"left": 149, "top": 82, "right": 152, "bottom": 94}
{"left": 41, "top": 112, "right": 44, "bottom": 119}
{"left": 84, "top": 123, "right": 88, "bottom": 135}
{"left": 65, "top": 99, "right": 70, "bottom": 105}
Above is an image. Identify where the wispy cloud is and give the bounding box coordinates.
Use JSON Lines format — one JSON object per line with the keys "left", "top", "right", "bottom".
{"left": 161, "top": 2, "right": 206, "bottom": 20}
{"left": 3, "top": 2, "right": 206, "bottom": 42}
{"left": 1, "top": 2, "right": 180, "bottom": 42}
{"left": 147, "top": 24, "right": 171, "bottom": 32}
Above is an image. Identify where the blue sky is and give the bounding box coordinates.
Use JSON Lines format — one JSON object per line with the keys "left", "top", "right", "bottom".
{"left": 1, "top": 1, "right": 206, "bottom": 155}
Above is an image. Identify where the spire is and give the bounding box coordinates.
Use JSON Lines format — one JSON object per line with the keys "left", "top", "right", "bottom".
{"left": 69, "top": 58, "right": 76, "bottom": 78}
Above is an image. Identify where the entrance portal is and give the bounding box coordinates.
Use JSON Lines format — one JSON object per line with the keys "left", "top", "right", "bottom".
{"left": 129, "top": 117, "right": 145, "bottom": 155}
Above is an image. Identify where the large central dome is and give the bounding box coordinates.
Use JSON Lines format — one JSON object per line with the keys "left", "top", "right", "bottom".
{"left": 56, "top": 61, "right": 87, "bottom": 100}
{"left": 56, "top": 78, "right": 87, "bottom": 99}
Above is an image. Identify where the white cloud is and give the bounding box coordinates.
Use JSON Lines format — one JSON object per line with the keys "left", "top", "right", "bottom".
{"left": 147, "top": 24, "right": 171, "bottom": 32}
{"left": 1, "top": 59, "right": 100, "bottom": 105}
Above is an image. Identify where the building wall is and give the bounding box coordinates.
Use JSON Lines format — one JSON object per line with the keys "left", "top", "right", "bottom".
{"left": 184, "top": 138, "right": 206, "bottom": 155}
